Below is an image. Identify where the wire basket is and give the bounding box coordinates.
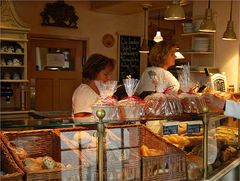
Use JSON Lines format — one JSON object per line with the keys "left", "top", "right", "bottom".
{"left": 0, "top": 136, "right": 24, "bottom": 181}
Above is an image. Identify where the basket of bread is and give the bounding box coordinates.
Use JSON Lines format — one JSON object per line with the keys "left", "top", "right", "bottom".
{"left": 106, "top": 124, "right": 187, "bottom": 181}
{"left": 1, "top": 128, "right": 90, "bottom": 181}
{"left": 0, "top": 134, "right": 24, "bottom": 181}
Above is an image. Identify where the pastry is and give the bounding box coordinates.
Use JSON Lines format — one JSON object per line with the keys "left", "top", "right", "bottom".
{"left": 186, "top": 155, "right": 203, "bottom": 180}
{"left": 140, "top": 145, "right": 164, "bottom": 156}
{"left": 24, "top": 158, "right": 43, "bottom": 171}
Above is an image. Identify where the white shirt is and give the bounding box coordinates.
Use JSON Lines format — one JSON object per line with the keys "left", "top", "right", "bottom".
{"left": 136, "top": 66, "right": 180, "bottom": 95}
{"left": 72, "top": 84, "right": 100, "bottom": 114}
{"left": 225, "top": 100, "right": 240, "bottom": 119}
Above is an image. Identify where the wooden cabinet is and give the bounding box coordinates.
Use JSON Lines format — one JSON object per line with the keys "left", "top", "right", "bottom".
{"left": 180, "top": 32, "right": 215, "bottom": 67}
{"left": 0, "top": 0, "right": 30, "bottom": 112}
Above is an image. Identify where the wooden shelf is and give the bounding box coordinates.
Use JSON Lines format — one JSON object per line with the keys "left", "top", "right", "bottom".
{"left": 181, "top": 32, "right": 215, "bottom": 36}
{"left": 0, "top": 52, "right": 24, "bottom": 55}
{"left": 0, "top": 65, "right": 24, "bottom": 68}
{"left": 182, "top": 51, "right": 214, "bottom": 55}
{"left": 0, "top": 80, "right": 28, "bottom": 83}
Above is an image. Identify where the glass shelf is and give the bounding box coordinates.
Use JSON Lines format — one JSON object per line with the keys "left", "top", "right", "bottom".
{"left": 1, "top": 111, "right": 223, "bottom": 130}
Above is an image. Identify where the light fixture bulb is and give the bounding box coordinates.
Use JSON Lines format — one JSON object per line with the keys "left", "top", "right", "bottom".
{"left": 175, "top": 51, "right": 184, "bottom": 59}
{"left": 153, "top": 31, "right": 163, "bottom": 42}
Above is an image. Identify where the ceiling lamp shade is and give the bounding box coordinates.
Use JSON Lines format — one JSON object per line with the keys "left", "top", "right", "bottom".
{"left": 164, "top": 0, "right": 185, "bottom": 20}
{"left": 222, "top": 0, "right": 236, "bottom": 40}
{"left": 153, "top": 10, "right": 163, "bottom": 43}
{"left": 175, "top": 51, "right": 184, "bottom": 59}
{"left": 139, "top": 4, "right": 151, "bottom": 54}
{"left": 199, "top": 0, "right": 216, "bottom": 32}
{"left": 154, "top": 31, "right": 163, "bottom": 42}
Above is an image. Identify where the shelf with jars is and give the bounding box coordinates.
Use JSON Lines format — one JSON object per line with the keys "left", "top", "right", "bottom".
{"left": 0, "top": 0, "right": 30, "bottom": 112}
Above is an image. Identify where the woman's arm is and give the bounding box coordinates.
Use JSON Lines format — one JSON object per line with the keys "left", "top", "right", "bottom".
{"left": 73, "top": 112, "right": 92, "bottom": 118}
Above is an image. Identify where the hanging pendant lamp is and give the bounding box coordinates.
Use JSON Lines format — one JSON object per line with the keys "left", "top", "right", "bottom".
{"left": 222, "top": 0, "right": 236, "bottom": 40}
{"left": 199, "top": 0, "right": 216, "bottom": 32}
{"left": 153, "top": 10, "right": 163, "bottom": 43}
{"left": 164, "top": 0, "right": 185, "bottom": 20}
{"left": 139, "top": 4, "right": 151, "bottom": 54}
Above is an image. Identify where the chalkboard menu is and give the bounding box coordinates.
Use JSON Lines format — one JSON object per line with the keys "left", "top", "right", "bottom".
{"left": 118, "top": 35, "right": 141, "bottom": 81}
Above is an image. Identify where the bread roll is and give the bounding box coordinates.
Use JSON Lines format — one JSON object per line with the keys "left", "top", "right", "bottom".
{"left": 140, "top": 145, "right": 164, "bottom": 156}
{"left": 24, "top": 158, "right": 43, "bottom": 171}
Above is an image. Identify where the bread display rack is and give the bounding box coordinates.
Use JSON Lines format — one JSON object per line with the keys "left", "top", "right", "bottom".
{"left": 1, "top": 110, "right": 239, "bottom": 181}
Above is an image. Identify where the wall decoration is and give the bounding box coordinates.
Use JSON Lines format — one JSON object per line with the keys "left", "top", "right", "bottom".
{"left": 102, "top": 34, "right": 115, "bottom": 48}
{"left": 118, "top": 34, "right": 141, "bottom": 81}
{"left": 40, "top": 1, "right": 79, "bottom": 29}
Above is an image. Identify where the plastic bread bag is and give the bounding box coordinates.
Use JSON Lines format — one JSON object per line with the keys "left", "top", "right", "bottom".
{"left": 178, "top": 65, "right": 206, "bottom": 114}
{"left": 144, "top": 72, "right": 183, "bottom": 117}
{"left": 92, "top": 80, "right": 119, "bottom": 121}
{"left": 118, "top": 78, "right": 145, "bottom": 120}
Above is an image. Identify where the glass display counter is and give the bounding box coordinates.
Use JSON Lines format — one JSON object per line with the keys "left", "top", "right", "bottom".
{"left": 1, "top": 111, "right": 239, "bottom": 181}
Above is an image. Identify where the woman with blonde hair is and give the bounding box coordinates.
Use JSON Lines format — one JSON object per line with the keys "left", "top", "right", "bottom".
{"left": 136, "top": 40, "right": 180, "bottom": 96}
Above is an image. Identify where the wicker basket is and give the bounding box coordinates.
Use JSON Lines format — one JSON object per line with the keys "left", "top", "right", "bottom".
{"left": 1, "top": 128, "right": 88, "bottom": 181}
{"left": 0, "top": 138, "right": 24, "bottom": 181}
{"left": 106, "top": 124, "right": 187, "bottom": 181}
{"left": 140, "top": 126, "right": 187, "bottom": 181}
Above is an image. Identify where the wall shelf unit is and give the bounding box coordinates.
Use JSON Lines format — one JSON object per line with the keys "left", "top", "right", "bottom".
{"left": 0, "top": 0, "right": 30, "bottom": 112}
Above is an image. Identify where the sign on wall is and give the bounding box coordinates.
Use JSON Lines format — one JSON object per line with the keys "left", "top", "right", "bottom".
{"left": 118, "top": 35, "right": 141, "bottom": 81}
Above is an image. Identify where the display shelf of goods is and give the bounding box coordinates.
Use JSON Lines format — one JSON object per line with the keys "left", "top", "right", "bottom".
{"left": 1, "top": 40, "right": 26, "bottom": 82}
{"left": 0, "top": 112, "right": 239, "bottom": 181}
{"left": 180, "top": 32, "right": 215, "bottom": 67}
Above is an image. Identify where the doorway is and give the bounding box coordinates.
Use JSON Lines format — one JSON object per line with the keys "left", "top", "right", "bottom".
{"left": 28, "top": 34, "right": 87, "bottom": 111}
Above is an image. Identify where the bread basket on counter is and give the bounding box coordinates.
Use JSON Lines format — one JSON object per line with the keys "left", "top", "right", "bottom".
{"left": 106, "top": 124, "right": 187, "bottom": 181}
{"left": 1, "top": 129, "right": 89, "bottom": 181}
{"left": 0, "top": 136, "right": 24, "bottom": 181}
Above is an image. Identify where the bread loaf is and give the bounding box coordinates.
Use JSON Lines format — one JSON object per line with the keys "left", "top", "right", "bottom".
{"left": 140, "top": 145, "right": 164, "bottom": 156}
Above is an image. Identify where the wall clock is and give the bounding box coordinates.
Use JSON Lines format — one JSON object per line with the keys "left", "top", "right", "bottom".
{"left": 102, "top": 34, "right": 115, "bottom": 48}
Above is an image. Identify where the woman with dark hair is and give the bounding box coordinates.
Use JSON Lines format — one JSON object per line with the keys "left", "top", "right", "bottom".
{"left": 136, "top": 40, "right": 180, "bottom": 95}
{"left": 72, "top": 53, "right": 115, "bottom": 118}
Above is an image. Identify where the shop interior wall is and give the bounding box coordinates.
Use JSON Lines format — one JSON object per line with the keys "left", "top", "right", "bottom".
{"left": 12, "top": 1, "right": 144, "bottom": 81}
{"left": 193, "top": 0, "right": 240, "bottom": 90}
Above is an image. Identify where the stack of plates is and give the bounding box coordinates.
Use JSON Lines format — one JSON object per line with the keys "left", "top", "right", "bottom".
{"left": 193, "top": 37, "right": 209, "bottom": 52}
{"left": 183, "top": 23, "right": 193, "bottom": 33}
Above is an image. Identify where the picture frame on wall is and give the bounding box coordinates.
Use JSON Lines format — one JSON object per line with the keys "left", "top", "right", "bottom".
{"left": 117, "top": 34, "right": 141, "bottom": 82}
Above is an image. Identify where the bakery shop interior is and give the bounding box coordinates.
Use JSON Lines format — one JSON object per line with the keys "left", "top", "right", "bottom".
{"left": 1, "top": 0, "right": 240, "bottom": 180}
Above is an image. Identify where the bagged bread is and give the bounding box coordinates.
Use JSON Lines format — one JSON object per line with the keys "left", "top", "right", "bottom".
{"left": 178, "top": 65, "right": 207, "bottom": 114}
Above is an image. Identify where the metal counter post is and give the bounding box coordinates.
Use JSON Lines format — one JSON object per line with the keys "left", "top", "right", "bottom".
{"left": 203, "top": 107, "right": 209, "bottom": 180}
{"left": 96, "top": 109, "right": 106, "bottom": 181}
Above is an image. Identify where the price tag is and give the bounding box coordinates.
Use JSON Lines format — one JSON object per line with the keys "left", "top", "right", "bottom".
{"left": 187, "top": 120, "right": 203, "bottom": 134}
{"left": 162, "top": 122, "right": 179, "bottom": 135}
